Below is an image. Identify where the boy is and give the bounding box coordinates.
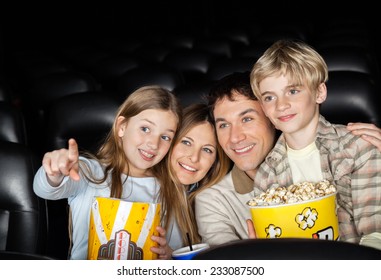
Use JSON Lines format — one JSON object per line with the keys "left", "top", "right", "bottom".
{"left": 250, "top": 40, "right": 381, "bottom": 249}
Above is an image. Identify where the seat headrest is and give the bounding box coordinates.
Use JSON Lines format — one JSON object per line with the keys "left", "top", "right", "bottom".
{"left": 44, "top": 92, "right": 119, "bottom": 153}
{"left": 322, "top": 71, "right": 381, "bottom": 126}
{"left": 0, "top": 141, "right": 38, "bottom": 210}
{"left": 0, "top": 102, "right": 27, "bottom": 144}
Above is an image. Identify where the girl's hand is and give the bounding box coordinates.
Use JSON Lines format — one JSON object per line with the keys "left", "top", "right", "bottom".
{"left": 42, "top": 138, "right": 80, "bottom": 186}
{"left": 150, "top": 226, "right": 173, "bottom": 260}
{"left": 347, "top": 122, "right": 381, "bottom": 152}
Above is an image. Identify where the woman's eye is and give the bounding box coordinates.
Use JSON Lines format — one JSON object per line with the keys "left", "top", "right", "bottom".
{"left": 203, "top": 147, "right": 213, "bottom": 154}
{"left": 181, "top": 140, "right": 191, "bottom": 146}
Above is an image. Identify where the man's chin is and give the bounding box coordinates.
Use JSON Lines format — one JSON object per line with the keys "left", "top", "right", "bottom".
{"left": 235, "top": 161, "right": 257, "bottom": 173}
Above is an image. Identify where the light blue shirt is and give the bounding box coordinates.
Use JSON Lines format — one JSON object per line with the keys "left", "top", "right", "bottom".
{"left": 33, "top": 157, "right": 183, "bottom": 259}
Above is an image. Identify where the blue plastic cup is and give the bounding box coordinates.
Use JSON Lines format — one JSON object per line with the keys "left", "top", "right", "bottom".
{"left": 172, "top": 243, "right": 210, "bottom": 260}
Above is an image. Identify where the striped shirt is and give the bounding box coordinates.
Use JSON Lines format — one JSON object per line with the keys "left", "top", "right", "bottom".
{"left": 254, "top": 115, "right": 381, "bottom": 243}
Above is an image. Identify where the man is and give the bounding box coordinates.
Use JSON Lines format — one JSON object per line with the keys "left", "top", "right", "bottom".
{"left": 195, "top": 71, "right": 381, "bottom": 245}
{"left": 195, "top": 72, "right": 275, "bottom": 245}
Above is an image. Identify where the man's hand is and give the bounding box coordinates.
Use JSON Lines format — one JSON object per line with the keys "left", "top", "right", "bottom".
{"left": 246, "top": 219, "right": 256, "bottom": 239}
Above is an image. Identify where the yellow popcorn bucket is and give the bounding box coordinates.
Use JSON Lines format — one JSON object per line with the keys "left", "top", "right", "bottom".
{"left": 249, "top": 193, "right": 339, "bottom": 240}
{"left": 87, "top": 197, "right": 160, "bottom": 260}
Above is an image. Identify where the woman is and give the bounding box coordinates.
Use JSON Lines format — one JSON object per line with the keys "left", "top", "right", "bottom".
{"left": 167, "top": 103, "right": 232, "bottom": 245}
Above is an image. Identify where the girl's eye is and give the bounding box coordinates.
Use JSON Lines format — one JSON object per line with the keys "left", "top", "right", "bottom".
{"left": 161, "top": 135, "right": 171, "bottom": 142}
{"left": 181, "top": 139, "right": 191, "bottom": 146}
{"left": 141, "top": 127, "right": 150, "bottom": 133}
{"left": 290, "top": 89, "right": 298, "bottom": 94}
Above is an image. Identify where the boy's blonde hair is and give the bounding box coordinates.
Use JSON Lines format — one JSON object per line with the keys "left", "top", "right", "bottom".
{"left": 250, "top": 40, "right": 328, "bottom": 100}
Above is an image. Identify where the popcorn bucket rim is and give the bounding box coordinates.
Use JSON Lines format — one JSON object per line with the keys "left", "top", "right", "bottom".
{"left": 247, "top": 192, "right": 337, "bottom": 209}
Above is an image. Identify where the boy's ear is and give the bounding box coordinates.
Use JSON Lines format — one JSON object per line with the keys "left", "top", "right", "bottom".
{"left": 316, "top": 83, "right": 327, "bottom": 104}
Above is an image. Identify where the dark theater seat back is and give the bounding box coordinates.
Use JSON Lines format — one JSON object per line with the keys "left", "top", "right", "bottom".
{"left": 0, "top": 141, "right": 47, "bottom": 255}
{"left": 44, "top": 91, "right": 120, "bottom": 153}
{"left": 322, "top": 71, "right": 381, "bottom": 127}
{"left": 0, "top": 102, "right": 27, "bottom": 145}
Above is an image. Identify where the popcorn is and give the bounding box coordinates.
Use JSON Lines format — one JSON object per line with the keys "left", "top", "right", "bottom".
{"left": 247, "top": 180, "right": 337, "bottom": 207}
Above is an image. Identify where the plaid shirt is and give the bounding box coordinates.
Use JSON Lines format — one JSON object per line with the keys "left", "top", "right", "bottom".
{"left": 254, "top": 115, "right": 381, "bottom": 243}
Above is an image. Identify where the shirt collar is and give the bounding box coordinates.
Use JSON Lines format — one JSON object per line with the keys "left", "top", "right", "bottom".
{"left": 267, "top": 115, "right": 338, "bottom": 163}
{"left": 231, "top": 164, "right": 254, "bottom": 194}
{"left": 316, "top": 114, "right": 343, "bottom": 140}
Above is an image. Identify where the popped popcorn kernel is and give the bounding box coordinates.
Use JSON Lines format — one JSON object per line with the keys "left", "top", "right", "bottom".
{"left": 247, "top": 180, "right": 337, "bottom": 206}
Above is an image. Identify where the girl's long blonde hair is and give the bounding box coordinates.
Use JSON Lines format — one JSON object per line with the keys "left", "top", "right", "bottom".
{"left": 81, "top": 85, "right": 183, "bottom": 232}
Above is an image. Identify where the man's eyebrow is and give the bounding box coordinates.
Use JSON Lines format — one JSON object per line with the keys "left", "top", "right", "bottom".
{"left": 239, "top": 108, "right": 257, "bottom": 116}
{"left": 215, "top": 117, "right": 226, "bottom": 123}
{"left": 215, "top": 108, "right": 258, "bottom": 122}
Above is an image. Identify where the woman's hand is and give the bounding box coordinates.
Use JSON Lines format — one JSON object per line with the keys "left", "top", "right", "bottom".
{"left": 347, "top": 122, "right": 381, "bottom": 152}
{"left": 150, "top": 226, "right": 173, "bottom": 260}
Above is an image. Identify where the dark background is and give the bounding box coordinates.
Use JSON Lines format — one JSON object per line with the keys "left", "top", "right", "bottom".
{"left": 1, "top": 2, "right": 380, "bottom": 50}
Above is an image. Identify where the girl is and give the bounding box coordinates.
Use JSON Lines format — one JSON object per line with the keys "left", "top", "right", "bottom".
{"left": 33, "top": 86, "right": 184, "bottom": 259}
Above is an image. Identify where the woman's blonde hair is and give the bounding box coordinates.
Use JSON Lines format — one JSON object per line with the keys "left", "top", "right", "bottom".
{"left": 81, "top": 85, "right": 182, "bottom": 232}
{"left": 250, "top": 39, "right": 328, "bottom": 100}
{"left": 165, "top": 103, "right": 231, "bottom": 244}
